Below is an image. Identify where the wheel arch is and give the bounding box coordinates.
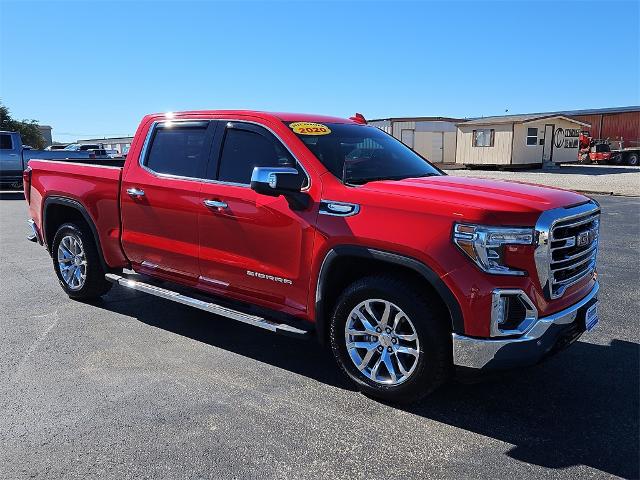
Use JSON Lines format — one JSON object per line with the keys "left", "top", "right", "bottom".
{"left": 314, "top": 245, "right": 464, "bottom": 345}
{"left": 43, "top": 196, "right": 108, "bottom": 271}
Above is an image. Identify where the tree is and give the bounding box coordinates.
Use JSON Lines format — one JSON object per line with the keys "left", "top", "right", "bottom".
{"left": 0, "top": 102, "right": 46, "bottom": 149}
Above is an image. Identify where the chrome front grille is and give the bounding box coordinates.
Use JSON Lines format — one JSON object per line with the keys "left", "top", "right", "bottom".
{"left": 534, "top": 201, "right": 600, "bottom": 300}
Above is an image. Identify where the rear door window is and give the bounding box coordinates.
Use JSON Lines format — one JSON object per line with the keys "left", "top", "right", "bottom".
{"left": 144, "top": 121, "right": 215, "bottom": 179}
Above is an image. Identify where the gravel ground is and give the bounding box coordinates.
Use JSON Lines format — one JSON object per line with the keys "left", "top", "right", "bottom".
{"left": 0, "top": 192, "right": 638, "bottom": 479}
{"left": 442, "top": 164, "right": 639, "bottom": 196}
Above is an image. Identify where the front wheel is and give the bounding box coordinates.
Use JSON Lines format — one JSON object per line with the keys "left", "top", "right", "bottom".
{"left": 330, "top": 275, "right": 452, "bottom": 404}
{"left": 52, "top": 222, "right": 112, "bottom": 299}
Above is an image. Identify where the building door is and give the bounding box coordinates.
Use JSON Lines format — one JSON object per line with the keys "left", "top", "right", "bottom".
{"left": 431, "top": 132, "right": 444, "bottom": 163}
{"left": 542, "top": 124, "right": 555, "bottom": 164}
{"left": 401, "top": 129, "right": 414, "bottom": 149}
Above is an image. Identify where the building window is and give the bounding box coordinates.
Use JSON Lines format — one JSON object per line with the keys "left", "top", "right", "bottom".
{"left": 472, "top": 129, "right": 494, "bottom": 147}
{"left": 526, "top": 127, "right": 538, "bottom": 146}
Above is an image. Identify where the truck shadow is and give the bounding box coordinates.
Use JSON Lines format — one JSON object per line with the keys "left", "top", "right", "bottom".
{"left": 94, "top": 289, "right": 639, "bottom": 478}
{"left": 543, "top": 165, "right": 639, "bottom": 175}
{"left": 410, "top": 339, "right": 639, "bottom": 478}
{"left": 0, "top": 191, "right": 25, "bottom": 200}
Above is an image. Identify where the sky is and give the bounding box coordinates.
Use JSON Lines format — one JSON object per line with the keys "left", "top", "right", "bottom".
{"left": 1, "top": 0, "right": 638, "bottom": 142}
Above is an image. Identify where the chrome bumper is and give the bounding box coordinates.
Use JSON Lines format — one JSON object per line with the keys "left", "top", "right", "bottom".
{"left": 27, "top": 219, "right": 41, "bottom": 244}
{"left": 452, "top": 282, "right": 599, "bottom": 370}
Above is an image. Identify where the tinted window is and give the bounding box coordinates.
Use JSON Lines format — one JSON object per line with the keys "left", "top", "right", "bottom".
{"left": 145, "top": 126, "right": 208, "bottom": 178}
{"left": 0, "top": 134, "right": 13, "bottom": 150}
{"left": 290, "top": 123, "right": 440, "bottom": 184}
{"left": 217, "top": 127, "right": 306, "bottom": 185}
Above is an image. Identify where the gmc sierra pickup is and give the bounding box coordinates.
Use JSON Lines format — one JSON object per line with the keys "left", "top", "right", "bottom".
{"left": 24, "top": 110, "right": 601, "bottom": 403}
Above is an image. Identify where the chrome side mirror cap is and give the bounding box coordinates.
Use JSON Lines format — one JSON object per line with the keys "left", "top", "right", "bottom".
{"left": 250, "top": 167, "right": 303, "bottom": 196}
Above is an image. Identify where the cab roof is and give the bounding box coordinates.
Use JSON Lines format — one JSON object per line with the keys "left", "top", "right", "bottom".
{"left": 151, "top": 110, "right": 357, "bottom": 124}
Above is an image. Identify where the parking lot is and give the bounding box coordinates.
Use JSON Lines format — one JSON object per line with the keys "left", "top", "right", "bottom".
{"left": 0, "top": 192, "right": 638, "bottom": 479}
{"left": 443, "top": 164, "right": 640, "bottom": 197}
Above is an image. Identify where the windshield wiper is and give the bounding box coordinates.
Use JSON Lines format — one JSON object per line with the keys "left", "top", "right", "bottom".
{"left": 347, "top": 173, "right": 437, "bottom": 185}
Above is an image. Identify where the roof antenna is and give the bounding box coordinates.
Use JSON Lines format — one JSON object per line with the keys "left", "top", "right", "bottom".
{"left": 350, "top": 113, "right": 367, "bottom": 124}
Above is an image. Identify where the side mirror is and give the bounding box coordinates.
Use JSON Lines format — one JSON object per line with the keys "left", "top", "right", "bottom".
{"left": 250, "top": 167, "right": 304, "bottom": 196}
{"left": 250, "top": 166, "right": 309, "bottom": 210}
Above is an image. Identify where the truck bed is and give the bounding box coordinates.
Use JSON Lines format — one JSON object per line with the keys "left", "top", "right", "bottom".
{"left": 26, "top": 159, "right": 128, "bottom": 268}
{"left": 25, "top": 154, "right": 126, "bottom": 168}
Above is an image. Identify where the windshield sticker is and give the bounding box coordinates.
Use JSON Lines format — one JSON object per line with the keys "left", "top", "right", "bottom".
{"left": 290, "top": 122, "right": 332, "bottom": 135}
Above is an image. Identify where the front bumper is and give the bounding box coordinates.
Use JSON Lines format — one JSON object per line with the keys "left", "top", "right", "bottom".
{"left": 27, "top": 219, "right": 42, "bottom": 244}
{"left": 452, "top": 281, "right": 599, "bottom": 370}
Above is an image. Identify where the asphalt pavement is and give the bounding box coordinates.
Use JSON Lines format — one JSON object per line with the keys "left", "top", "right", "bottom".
{"left": 0, "top": 192, "right": 638, "bottom": 479}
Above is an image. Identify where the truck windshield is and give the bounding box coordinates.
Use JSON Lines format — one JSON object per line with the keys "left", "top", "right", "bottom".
{"left": 288, "top": 122, "right": 441, "bottom": 184}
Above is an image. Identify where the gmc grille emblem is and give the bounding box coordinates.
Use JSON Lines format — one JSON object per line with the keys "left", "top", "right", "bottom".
{"left": 576, "top": 229, "right": 596, "bottom": 247}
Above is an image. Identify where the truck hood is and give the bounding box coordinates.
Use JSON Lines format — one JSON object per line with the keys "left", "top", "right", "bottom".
{"left": 359, "top": 175, "right": 589, "bottom": 223}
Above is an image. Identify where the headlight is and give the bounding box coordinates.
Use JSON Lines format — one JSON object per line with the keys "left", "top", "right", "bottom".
{"left": 453, "top": 223, "right": 534, "bottom": 276}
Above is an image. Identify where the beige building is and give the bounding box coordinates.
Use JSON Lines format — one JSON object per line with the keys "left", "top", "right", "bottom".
{"left": 369, "top": 117, "right": 463, "bottom": 164}
{"left": 455, "top": 114, "right": 590, "bottom": 167}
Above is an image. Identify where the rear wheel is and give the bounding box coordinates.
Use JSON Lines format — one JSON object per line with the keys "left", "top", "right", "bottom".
{"left": 52, "top": 222, "right": 112, "bottom": 299}
{"left": 330, "top": 275, "right": 452, "bottom": 404}
{"left": 626, "top": 153, "right": 639, "bottom": 166}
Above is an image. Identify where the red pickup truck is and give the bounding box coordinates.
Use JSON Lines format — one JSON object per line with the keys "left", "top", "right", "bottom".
{"left": 24, "top": 110, "right": 601, "bottom": 403}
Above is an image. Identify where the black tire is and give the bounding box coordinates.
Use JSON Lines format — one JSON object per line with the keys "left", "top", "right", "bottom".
{"left": 51, "top": 222, "right": 112, "bottom": 299}
{"left": 626, "top": 153, "right": 639, "bottom": 166}
{"left": 329, "top": 275, "right": 452, "bottom": 404}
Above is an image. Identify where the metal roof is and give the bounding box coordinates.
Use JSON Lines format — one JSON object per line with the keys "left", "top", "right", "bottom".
{"left": 369, "top": 106, "right": 637, "bottom": 126}
{"left": 368, "top": 116, "right": 465, "bottom": 123}
{"left": 458, "top": 114, "right": 590, "bottom": 127}
{"left": 555, "top": 106, "right": 640, "bottom": 115}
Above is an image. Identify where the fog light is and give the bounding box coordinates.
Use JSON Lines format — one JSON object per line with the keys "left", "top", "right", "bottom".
{"left": 490, "top": 289, "right": 538, "bottom": 337}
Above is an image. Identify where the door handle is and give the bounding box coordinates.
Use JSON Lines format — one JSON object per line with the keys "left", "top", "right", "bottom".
{"left": 126, "top": 187, "right": 145, "bottom": 198}
{"left": 204, "top": 199, "right": 228, "bottom": 209}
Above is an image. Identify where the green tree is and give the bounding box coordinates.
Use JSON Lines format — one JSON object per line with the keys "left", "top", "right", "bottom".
{"left": 0, "top": 102, "right": 46, "bottom": 149}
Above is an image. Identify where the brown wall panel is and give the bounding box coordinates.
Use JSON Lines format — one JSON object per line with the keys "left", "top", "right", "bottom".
{"left": 570, "top": 111, "right": 640, "bottom": 146}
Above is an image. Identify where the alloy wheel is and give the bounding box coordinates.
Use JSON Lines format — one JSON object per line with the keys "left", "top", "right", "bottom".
{"left": 57, "top": 234, "right": 87, "bottom": 290}
{"left": 345, "top": 299, "right": 420, "bottom": 385}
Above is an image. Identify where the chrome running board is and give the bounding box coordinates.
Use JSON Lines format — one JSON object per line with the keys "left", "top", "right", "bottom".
{"left": 105, "top": 273, "right": 310, "bottom": 338}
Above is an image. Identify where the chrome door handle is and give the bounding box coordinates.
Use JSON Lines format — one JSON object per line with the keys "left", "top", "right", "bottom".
{"left": 204, "top": 199, "right": 228, "bottom": 209}
{"left": 126, "top": 187, "right": 145, "bottom": 197}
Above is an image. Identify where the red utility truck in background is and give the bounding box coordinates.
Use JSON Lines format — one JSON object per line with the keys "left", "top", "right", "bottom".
{"left": 24, "top": 110, "right": 601, "bottom": 403}
{"left": 579, "top": 131, "right": 640, "bottom": 166}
